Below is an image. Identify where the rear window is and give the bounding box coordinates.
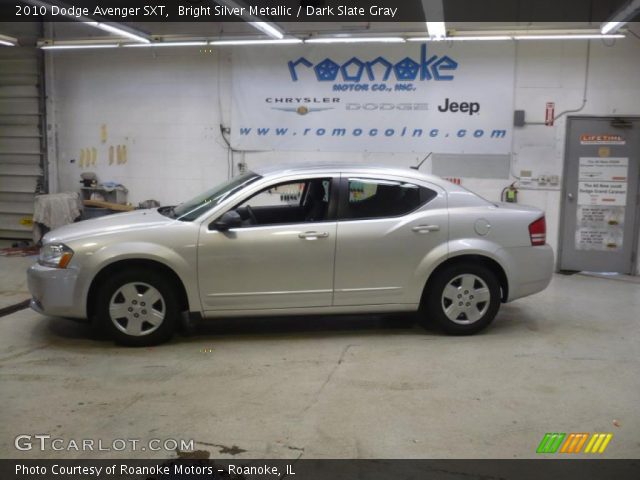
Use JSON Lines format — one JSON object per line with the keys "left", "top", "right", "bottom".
{"left": 341, "top": 178, "right": 437, "bottom": 220}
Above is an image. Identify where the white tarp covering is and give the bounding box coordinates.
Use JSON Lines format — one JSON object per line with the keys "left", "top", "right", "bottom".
{"left": 33, "top": 192, "right": 82, "bottom": 230}
{"left": 231, "top": 42, "right": 515, "bottom": 154}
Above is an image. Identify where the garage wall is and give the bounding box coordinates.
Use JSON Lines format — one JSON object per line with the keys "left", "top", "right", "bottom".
{"left": 50, "top": 48, "right": 228, "bottom": 205}
{"left": 47, "top": 38, "right": 640, "bottom": 270}
{"left": 509, "top": 39, "right": 640, "bottom": 273}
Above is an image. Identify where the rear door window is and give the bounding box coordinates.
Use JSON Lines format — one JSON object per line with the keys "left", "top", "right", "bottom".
{"left": 339, "top": 177, "right": 436, "bottom": 220}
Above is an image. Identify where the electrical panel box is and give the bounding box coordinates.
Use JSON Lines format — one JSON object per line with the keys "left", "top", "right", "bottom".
{"left": 514, "top": 110, "right": 525, "bottom": 127}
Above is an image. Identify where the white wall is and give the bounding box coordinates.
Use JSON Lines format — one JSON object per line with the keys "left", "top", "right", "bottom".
{"left": 48, "top": 38, "right": 640, "bottom": 271}
{"left": 510, "top": 39, "right": 640, "bottom": 273}
{"left": 50, "top": 47, "right": 229, "bottom": 205}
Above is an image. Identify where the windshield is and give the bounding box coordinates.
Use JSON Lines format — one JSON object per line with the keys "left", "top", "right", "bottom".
{"left": 171, "top": 172, "right": 261, "bottom": 221}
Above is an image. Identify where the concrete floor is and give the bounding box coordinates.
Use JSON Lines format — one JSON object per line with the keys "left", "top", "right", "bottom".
{"left": 0, "top": 248, "right": 33, "bottom": 309}
{"left": 0, "top": 254, "right": 638, "bottom": 460}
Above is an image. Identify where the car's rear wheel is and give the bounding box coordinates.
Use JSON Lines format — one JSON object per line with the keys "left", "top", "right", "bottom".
{"left": 95, "top": 269, "right": 178, "bottom": 346}
{"left": 421, "top": 263, "right": 501, "bottom": 335}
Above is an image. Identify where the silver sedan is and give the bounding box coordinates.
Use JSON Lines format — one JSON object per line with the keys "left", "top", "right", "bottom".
{"left": 28, "top": 164, "right": 553, "bottom": 346}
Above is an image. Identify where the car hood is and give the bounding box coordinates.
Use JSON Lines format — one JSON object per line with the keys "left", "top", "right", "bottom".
{"left": 43, "top": 209, "right": 173, "bottom": 244}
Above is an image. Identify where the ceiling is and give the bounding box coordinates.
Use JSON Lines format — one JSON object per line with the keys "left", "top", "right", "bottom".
{"left": 0, "top": 0, "right": 637, "bottom": 44}
{"left": 1, "top": 21, "right": 639, "bottom": 45}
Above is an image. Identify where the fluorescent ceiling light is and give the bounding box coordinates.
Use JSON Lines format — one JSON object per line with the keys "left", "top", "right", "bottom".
{"left": 214, "top": 1, "right": 285, "bottom": 39}
{"left": 408, "top": 36, "right": 511, "bottom": 42}
{"left": 248, "top": 21, "right": 284, "bottom": 39}
{"left": 600, "top": 0, "right": 640, "bottom": 33}
{"left": 426, "top": 22, "right": 447, "bottom": 39}
{"left": 408, "top": 34, "right": 625, "bottom": 42}
{"left": 305, "top": 37, "right": 406, "bottom": 44}
{"left": 445, "top": 36, "right": 512, "bottom": 41}
{"left": 514, "top": 34, "right": 625, "bottom": 40}
{"left": 41, "top": 44, "right": 120, "bottom": 50}
{"left": 0, "top": 34, "right": 17, "bottom": 46}
{"left": 124, "top": 41, "right": 207, "bottom": 48}
{"left": 210, "top": 39, "right": 302, "bottom": 45}
{"left": 25, "top": 2, "right": 150, "bottom": 43}
{"left": 85, "top": 22, "right": 150, "bottom": 43}
{"left": 601, "top": 21, "right": 625, "bottom": 34}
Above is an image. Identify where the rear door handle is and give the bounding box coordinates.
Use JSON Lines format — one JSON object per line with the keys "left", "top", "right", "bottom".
{"left": 298, "top": 231, "right": 329, "bottom": 240}
{"left": 412, "top": 225, "right": 440, "bottom": 234}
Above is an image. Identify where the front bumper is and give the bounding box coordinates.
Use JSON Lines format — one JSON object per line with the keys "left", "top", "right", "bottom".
{"left": 27, "top": 263, "right": 85, "bottom": 318}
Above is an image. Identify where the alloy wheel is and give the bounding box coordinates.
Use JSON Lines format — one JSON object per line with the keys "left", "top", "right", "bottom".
{"left": 441, "top": 274, "right": 491, "bottom": 325}
{"left": 109, "top": 282, "right": 166, "bottom": 336}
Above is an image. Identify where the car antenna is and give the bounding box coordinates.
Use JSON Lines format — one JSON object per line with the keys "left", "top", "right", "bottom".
{"left": 411, "top": 152, "right": 432, "bottom": 170}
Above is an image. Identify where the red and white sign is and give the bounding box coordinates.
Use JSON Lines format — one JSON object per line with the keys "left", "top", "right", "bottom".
{"left": 544, "top": 102, "right": 555, "bottom": 126}
{"left": 580, "top": 134, "right": 626, "bottom": 145}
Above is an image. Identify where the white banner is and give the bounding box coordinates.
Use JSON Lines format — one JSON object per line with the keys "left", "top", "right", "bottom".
{"left": 230, "top": 42, "right": 515, "bottom": 153}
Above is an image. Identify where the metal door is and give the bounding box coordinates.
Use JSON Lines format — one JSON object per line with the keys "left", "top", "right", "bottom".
{"left": 559, "top": 117, "right": 640, "bottom": 273}
{"left": 0, "top": 39, "right": 45, "bottom": 240}
{"left": 198, "top": 221, "right": 337, "bottom": 311}
{"left": 333, "top": 176, "right": 448, "bottom": 306}
{"left": 197, "top": 176, "right": 338, "bottom": 312}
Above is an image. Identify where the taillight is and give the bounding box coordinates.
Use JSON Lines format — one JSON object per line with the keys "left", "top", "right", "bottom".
{"left": 529, "top": 216, "right": 546, "bottom": 246}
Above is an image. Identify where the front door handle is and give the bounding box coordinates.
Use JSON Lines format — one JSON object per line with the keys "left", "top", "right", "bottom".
{"left": 412, "top": 225, "right": 440, "bottom": 234}
{"left": 298, "top": 231, "right": 329, "bottom": 240}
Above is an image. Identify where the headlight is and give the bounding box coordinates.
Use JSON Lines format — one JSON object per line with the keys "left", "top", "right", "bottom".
{"left": 38, "top": 243, "right": 74, "bottom": 268}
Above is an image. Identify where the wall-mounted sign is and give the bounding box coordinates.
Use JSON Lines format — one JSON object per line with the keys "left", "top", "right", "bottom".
{"left": 545, "top": 102, "right": 555, "bottom": 126}
{"left": 580, "top": 134, "right": 625, "bottom": 145}
{"left": 575, "top": 205, "right": 625, "bottom": 251}
{"left": 231, "top": 43, "right": 515, "bottom": 153}
{"left": 575, "top": 157, "right": 628, "bottom": 251}
{"left": 578, "top": 157, "right": 628, "bottom": 182}
{"left": 577, "top": 182, "right": 627, "bottom": 206}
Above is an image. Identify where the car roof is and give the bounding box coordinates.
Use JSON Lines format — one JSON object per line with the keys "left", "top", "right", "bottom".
{"left": 251, "top": 162, "right": 452, "bottom": 188}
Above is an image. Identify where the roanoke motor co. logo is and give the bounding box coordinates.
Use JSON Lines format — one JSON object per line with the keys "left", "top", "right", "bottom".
{"left": 287, "top": 44, "right": 458, "bottom": 83}
{"left": 536, "top": 432, "right": 613, "bottom": 454}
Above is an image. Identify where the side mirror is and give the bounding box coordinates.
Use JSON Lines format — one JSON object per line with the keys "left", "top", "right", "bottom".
{"left": 211, "top": 210, "right": 242, "bottom": 231}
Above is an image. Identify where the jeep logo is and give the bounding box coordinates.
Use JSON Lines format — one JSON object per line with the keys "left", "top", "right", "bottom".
{"left": 288, "top": 44, "right": 458, "bottom": 83}
{"left": 437, "top": 98, "right": 480, "bottom": 115}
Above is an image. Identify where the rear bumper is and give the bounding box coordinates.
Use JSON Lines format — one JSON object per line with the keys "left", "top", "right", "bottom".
{"left": 27, "top": 263, "right": 85, "bottom": 318}
{"left": 498, "top": 245, "right": 554, "bottom": 302}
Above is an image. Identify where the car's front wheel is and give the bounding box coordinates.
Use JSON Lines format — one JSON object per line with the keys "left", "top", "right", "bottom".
{"left": 421, "top": 263, "right": 501, "bottom": 335}
{"left": 95, "top": 269, "right": 178, "bottom": 346}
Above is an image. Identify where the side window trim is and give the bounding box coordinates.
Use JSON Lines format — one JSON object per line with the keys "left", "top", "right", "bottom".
{"left": 326, "top": 176, "right": 341, "bottom": 221}
{"left": 336, "top": 176, "right": 438, "bottom": 222}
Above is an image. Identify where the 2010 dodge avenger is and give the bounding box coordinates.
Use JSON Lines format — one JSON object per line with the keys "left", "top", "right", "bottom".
{"left": 28, "top": 164, "right": 553, "bottom": 346}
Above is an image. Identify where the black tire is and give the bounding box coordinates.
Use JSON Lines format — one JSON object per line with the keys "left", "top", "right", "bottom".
{"left": 95, "top": 268, "right": 179, "bottom": 346}
{"left": 420, "top": 263, "right": 501, "bottom": 335}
